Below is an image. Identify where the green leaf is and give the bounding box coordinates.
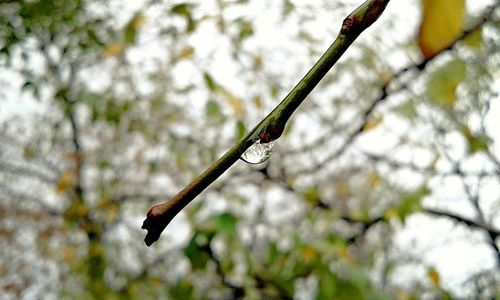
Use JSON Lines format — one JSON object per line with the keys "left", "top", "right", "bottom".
{"left": 148, "top": 160, "right": 159, "bottom": 173}
{"left": 282, "top": 0, "right": 295, "bottom": 17}
{"left": 86, "top": 28, "right": 104, "bottom": 47}
{"left": 462, "top": 28, "right": 482, "bottom": 49}
{"left": 318, "top": 268, "right": 337, "bottom": 300}
{"left": 302, "top": 186, "right": 320, "bottom": 204}
{"left": 170, "top": 280, "right": 195, "bottom": 299}
{"left": 171, "top": 3, "right": 196, "bottom": 32}
{"left": 98, "top": 160, "right": 111, "bottom": 169}
{"left": 209, "top": 212, "right": 238, "bottom": 236}
{"left": 124, "top": 13, "right": 145, "bottom": 45}
{"left": 468, "top": 135, "right": 490, "bottom": 154}
{"left": 183, "top": 231, "right": 211, "bottom": 270}
{"left": 170, "top": 4, "right": 192, "bottom": 16}
{"left": 104, "top": 100, "right": 130, "bottom": 125}
{"left": 205, "top": 99, "right": 223, "bottom": 121}
{"left": 55, "top": 87, "right": 70, "bottom": 102}
{"left": 236, "top": 120, "right": 246, "bottom": 141}
{"left": 267, "top": 242, "right": 280, "bottom": 263}
{"left": 238, "top": 20, "right": 253, "bottom": 41}
{"left": 334, "top": 281, "right": 363, "bottom": 300}
{"left": 22, "top": 81, "right": 33, "bottom": 92}
{"left": 428, "top": 266, "right": 440, "bottom": 287}
{"left": 203, "top": 73, "right": 218, "bottom": 92}
{"left": 397, "top": 187, "right": 430, "bottom": 224}
{"left": 347, "top": 267, "right": 370, "bottom": 293}
{"left": 426, "top": 59, "right": 466, "bottom": 108}
{"left": 362, "top": 116, "right": 383, "bottom": 132}
{"left": 461, "top": 125, "right": 491, "bottom": 154}
{"left": 394, "top": 99, "right": 416, "bottom": 119}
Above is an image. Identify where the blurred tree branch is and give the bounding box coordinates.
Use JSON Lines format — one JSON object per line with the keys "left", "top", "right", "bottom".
{"left": 424, "top": 208, "right": 499, "bottom": 239}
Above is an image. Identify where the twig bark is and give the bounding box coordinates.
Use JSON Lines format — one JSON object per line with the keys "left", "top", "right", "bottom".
{"left": 142, "top": 0, "right": 391, "bottom": 246}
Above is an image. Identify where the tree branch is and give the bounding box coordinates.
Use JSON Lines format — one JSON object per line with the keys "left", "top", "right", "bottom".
{"left": 337, "top": 215, "right": 385, "bottom": 244}
{"left": 142, "top": 0, "right": 391, "bottom": 246}
{"left": 423, "top": 208, "right": 500, "bottom": 239}
{"left": 0, "top": 161, "right": 57, "bottom": 184}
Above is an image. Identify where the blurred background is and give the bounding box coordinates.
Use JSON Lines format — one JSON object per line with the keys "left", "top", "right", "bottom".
{"left": 0, "top": 0, "right": 499, "bottom": 299}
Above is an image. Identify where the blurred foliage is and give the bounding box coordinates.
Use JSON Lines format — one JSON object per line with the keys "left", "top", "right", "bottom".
{"left": 0, "top": 0, "right": 499, "bottom": 299}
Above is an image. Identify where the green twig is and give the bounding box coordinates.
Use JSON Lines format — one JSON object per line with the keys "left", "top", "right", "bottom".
{"left": 142, "top": 0, "right": 391, "bottom": 246}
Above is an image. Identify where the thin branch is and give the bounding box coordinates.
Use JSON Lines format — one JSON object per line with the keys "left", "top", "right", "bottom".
{"left": 339, "top": 207, "right": 500, "bottom": 246}
{"left": 365, "top": 153, "right": 498, "bottom": 178}
{"left": 0, "top": 182, "right": 61, "bottom": 216}
{"left": 203, "top": 243, "right": 246, "bottom": 299}
{"left": 432, "top": 132, "right": 500, "bottom": 268}
{"left": 423, "top": 208, "right": 500, "bottom": 240}
{"left": 112, "top": 193, "right": 172, "bottom": 204}
{"left": 342, "top": 216, "right": 384, "bottom": 244}
{"left": 0, "top": 161, "right": 57, "bottom": 184}
{"left": 463, "top": 177, "right": 500, "bottom": 267}
{"left": 142, "top": 0, "right": 392, "bottom": 246}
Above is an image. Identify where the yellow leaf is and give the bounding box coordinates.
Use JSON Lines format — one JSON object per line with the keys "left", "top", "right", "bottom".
{"left": 460, "top": 124, "right": 490, "bottom": 154}
{"left": 335, "top": 181, "right": 351, "bottom": 199}
{"left": 352, "top": 210, "right": 369, "bottom": 222}
{"left": 106, "top": 205, "right": 119, "bottom": 222}
{"left": 253, "top": 95, "right": 263, "bottom": 108}
{"left": 302, "top": 186, "right": 320, "bottom": 204}
{"left": 426, "top": 59, "right": 466, "bottom": 108}
{"left": 286, "top": 176, "right": 297, "bottom": 186}
{"left": 102, "top": 44, "right": 124, "bottom": 57}
{"left": 97, "top": 196, "right": 109, "bottom": 208}
{"left": 418, "top": 0, "right": 465, "bottom": 59}
{"left": 368, "top": 172, "right": 380, "bottom": 188}
{"left": 63, "top": 245, "right": 75, "bottom": 261}
{"left": 396, "top": 290, "right": 415, "bottom": 300}
{"left": 178, "top": 46, "right": 194, "bottom": 59}
{"left": 252, "top": 55, "right": 263, "bottom": 70}
{"left": 220, "top": 88, "right": 244, "bottom": 117}
{"left": 55, "top": 171, "right": 76, "bottom": 193}
{"left": 300, "top": 246, "right": 318, "bottom": 263}
{"left": 362, "top": 116, "right": 383, "bottom": 132}
{"left": 64, "top": 200, "right": 88, "bottom": 221}
{"left": 462, "top": 28, "right": 483, "bottom": 49}
{"left": 430, "top": 155, "right": 440, "bottom": 168}
{"left": 384, "top": 207, "right": 398, "bottom": 221}
{"left": 130, "top": 13, "right": 146, "bottom": 29}
{"left": 23, "top": 146, "right": 35, "bottom": 159}
{"left": 124, "top": 13, "right": 146, "bottom": 45}
{"left": 333, "top": 243, "right": 351, "bottom": 261}
{"left": 89, "top": 242, "right": 104, "bottom": 257}
{"left": 460, "top": 123, "right": 473, "bottom": 139}
{"left": 380, "top": 71, "right": 393, "bottom": 85}
{"left": 428, "top": 266, "right": 440, "bottom": 287}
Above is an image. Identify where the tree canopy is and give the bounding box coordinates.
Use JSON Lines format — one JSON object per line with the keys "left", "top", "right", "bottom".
{"left": 0, "top": 0, "right": 498, "bottom": 299}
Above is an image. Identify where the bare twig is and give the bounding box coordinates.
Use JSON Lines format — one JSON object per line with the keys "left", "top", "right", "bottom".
{"left": 423, "top": 208, "right": 500, "bottom": 239}
{"left": 142, "top": 0, "right": 392, "bottom": 246}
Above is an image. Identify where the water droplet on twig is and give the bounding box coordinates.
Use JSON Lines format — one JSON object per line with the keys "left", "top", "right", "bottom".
{"left": 240, "top": 140, "right": 275, "bottom": 164}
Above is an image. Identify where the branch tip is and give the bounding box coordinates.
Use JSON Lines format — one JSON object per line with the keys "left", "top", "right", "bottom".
{"left": 142, "top": 203, "right": 174, "bottom": 246}
{"left": 341, "top": 0, "right": 390, "bottom": 35}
